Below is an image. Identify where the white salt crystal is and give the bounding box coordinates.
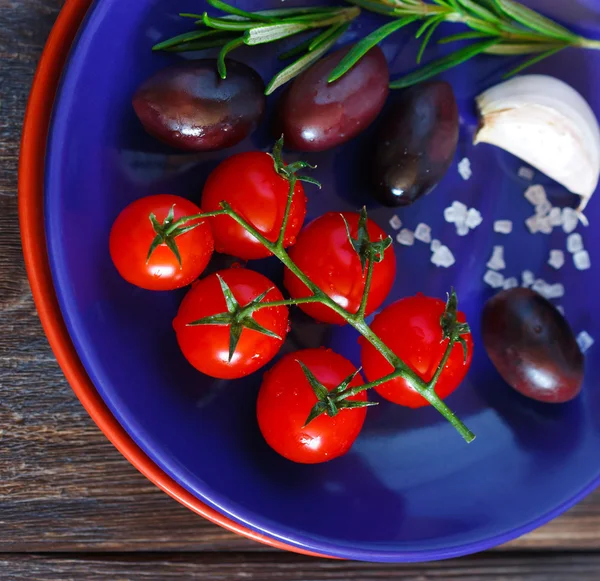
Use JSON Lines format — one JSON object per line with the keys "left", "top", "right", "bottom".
{"left": 573, "top": 250, "right": 591, "bottom": 270}
{"left": 524, "top": 185, "right": 547, "bottom": 206}
{"left": 494, "top": 220, "right": 513, "bottom": 234}
{"left": 549, "top": 207, "right": 562, "bottom": 227}
{"left": 567, "top": 233, "right": 584, "bottom": 254}
{"left": 546, "top": 283, "right": 565, "bottom": 299}
{"left": 414, "top": 223, "right": 432, "bottom": 243}
{"left": 548, "top": 249, "right": 565, "bottom": 270}
{"left": 389, "top": 215, "right": 402, "bottom": 230}
{"left": 444, "top": 201, "right": 468, "bottom": 223}
{"left": 562, "top": 207, "right": 579, "bottom": 234}
{"left": 518, "top": 166, "right": 534, "bottom": 180}
{"left": 525, "top": 215, "right": 540, "bottom": 234}
{"left": 522, "top": 270, "right": 535, "bottom": 287}
{"left": 458, "top": 157, "right": 472, "bottom": 180}
{"left": 444, "top": 207, "right": 458, "bottom": 223}
{"left": 431, "top": 245, "right": 455, "bottom": 268}
{"left": 556, "top": 305, "right": 565, "bottom": 315}
{"left": 456, "top": 222, "right": 470, "bottom": 236}
{"left": 430, "top": 239, "right": 441, "bottom": 252}
{"left": 503, "top": 277, "right": 518, "bottom": 290}
{"left": 465, "top": 208, "right": 483, "bottom": 229}
{"left": 535, "top": 199, "right": 552, "bottom": 217}
{"left": 396, "top": 228, "right": 415, "bottom": 246}
{"left": 532, "top": 279, "right": 552, "bottom": 299}
{"left": 537, "top": 216, "right": 552, "bottom": 234}
{"left": 487, "top": 245, "right": 506, "bottom": 271}
{"left": 577, "top": 330, "right": 595, "bottom": 353}
{"left": 484, "top": 270, "right": 505, "bottom": 288}
{"left": 447, "top": 201, "right": 468, "bottom": 222}
{"left": 452, "top": 201, "right": 468, "bottom": 214}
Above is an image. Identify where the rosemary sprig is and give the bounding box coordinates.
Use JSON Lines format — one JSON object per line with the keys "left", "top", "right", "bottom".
{"left": 153, "top": 0, "right": 359, "bottom": 94}
{"left": 331, "top": 0, "right": 600, "bottom": 87}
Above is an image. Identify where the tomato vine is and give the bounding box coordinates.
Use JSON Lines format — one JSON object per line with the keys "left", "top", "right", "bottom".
{"left": 150, "top": 138, "right": 475, "bottom": 443}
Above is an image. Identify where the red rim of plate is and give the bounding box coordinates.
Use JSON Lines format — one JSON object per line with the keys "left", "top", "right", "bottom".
{"left": 18, "top": 0, "right": 330, "bottom": 558}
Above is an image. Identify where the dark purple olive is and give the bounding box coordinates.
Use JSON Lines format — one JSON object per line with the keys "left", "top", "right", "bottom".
{"left": 133, "top": 60, "right": 265, "bottom": 151}
{"left": 370, "top": 81, "right": 459, "bottom": 207}
{"left": 276, "top": 46, "right": 389, "bottom": 152}
{"left": 482, "top": 288, "right": 584, "bottom": 403}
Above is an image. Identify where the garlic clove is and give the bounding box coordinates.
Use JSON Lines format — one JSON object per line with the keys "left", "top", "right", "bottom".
{"left": 475, "top": 75, "right": 600, "bottom": 215}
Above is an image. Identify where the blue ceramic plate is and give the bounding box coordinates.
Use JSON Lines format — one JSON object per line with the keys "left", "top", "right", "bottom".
{"left": 46, "top": 0, "right": 600, "bottom": 562}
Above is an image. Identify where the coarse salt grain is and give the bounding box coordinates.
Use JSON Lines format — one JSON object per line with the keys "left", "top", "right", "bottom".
{"left": 518, "top": 166, "right": 534, "bottom": 180}
{"left": 574, "top": 250, "right": 591, "bottom": 270}
{"left": 396, "top": 228, "right": 415, "bottom": 246}
{"left": 487, "top": 245, "right": 506, "bottom": 271}
{"left": 549, "top": 207, "right": 562, "bottom": 227}
{"left": 431, "top": 245, "right": 455, "bottom": 268}
{"left": 562, "top": 207, "right": 579, "bottom": 234}
{"left": 535, "top": 199, "right": 552, "bottom": 217}
{"left": 444, "top": 201, "right": 468, "bottom": 223}
{"left": 548, "top": 250, "right": 565, "bottom": 270}
{"left": 532, "top": 279, "right": 552, "bottom": 299}
{"left": 547, "top": 283, "right": 565, "bottom": 299}
{"left": 524, "top": 184, "right": 547, "bottom": 206}
{"left": 430, "top": 239, "right": 441, "bottom": 252}
{"left": 577, "top": 331, "right": 595, "bottom": 353}
{"left": 484, "top": 270, "right": 505, "bottom": 288}
{"left": 414, "top": 223, "right": 432, "bottom": 243}
{"left": 522, "top": 270, "right": 535, "bottom": 287}
{"left": 458, "top": 157, "right": 472, "bottom": 180}
{"left": 465, "top": 208, "right": 483, "bottom": 229}
{"left": 494, "top": 220, "right": 513, "bottom": 234}
{"left": 389, "top": 215, "right": 402, "bottom": 230}
{"left": 525, "top": 215, "right": 540, "bottom": 234}
{"left": 567, "top": 233, "right": 584, "bottom": 254}
{"left": 503, "top": 277, "right": 518, "bottom": 290}
{"left": 537, "top": 216, "right": 552, "bottom": 234}
{"left": 456, "top": 222, "right": 470, "bottom": 236}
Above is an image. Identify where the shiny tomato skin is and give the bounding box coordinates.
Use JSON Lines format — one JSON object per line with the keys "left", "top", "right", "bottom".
{"left": 284, "top": 212, "right": 396, "bottom": 324}
{"left": 109, "top": 194, "right": 213, "bottom": 291}
{"left": 360, "top": 294, "right": 473, "bottom": 408}
{"left": 257, "top": 349, "right": 368, "bottom": 464}
{"left": 173, "top": 268, "right": 288, "bottom": 379}
{"left": 201, "top": 152, "right": 307, "bottom": 260}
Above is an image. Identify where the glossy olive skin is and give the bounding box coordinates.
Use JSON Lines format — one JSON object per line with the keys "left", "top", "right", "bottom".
{"left": 482, "top": 288, "right": 584, "bottom": 403}
{"left": 276, "top": 46, "right": 389, "bottom": 152}
{"left": 133, "top": 60, "right": 265, "bottom": 151}
{"left": 370, "top": 81, "right": 459, "bottom": 207}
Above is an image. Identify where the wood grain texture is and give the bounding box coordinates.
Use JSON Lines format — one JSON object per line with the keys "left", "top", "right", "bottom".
{"left": 1, "top": 0, "right": 599, "bottom": 566}
{"left": 2, "top": 552, "right": 600, "bottom": 580}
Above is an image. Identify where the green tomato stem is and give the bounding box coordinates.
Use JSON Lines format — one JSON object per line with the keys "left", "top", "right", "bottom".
{"left": 427, "top": 334, "right": 457, "bottom": 392}
{"left": 155, "top": 149, "right": 474, "bottom": 442}
{"left": 245, "top": 295, "right": 322, "bottom": 313}
{"left": 357, "top": 247, "right": 375, "bottom": 319}
{"left": 227, "top": 206, "right": 474, "bottom": 442}
{"left": 166, "top": 210, "right": 228, "bottom": 236}
{"left": 276, "top": 176, "right": 297, "bottom": 249}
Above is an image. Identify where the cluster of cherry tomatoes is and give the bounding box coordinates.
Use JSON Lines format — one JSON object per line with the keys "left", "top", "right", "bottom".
{"left": 109, "top": 149, "right": 473, "bottom": 463}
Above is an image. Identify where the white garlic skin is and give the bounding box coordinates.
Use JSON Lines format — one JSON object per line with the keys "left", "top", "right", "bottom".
{"left": 475, "top": 75, "right": 600, "bottom": 213}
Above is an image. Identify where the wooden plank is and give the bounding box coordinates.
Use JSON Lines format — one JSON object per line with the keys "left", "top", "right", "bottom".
{"left": 2, "top": 552, "right": 600, "bottom": 580}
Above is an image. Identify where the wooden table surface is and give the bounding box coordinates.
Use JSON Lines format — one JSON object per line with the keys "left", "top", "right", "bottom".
{"left": 2, "top": 1, "right": 600, "bottom": 579}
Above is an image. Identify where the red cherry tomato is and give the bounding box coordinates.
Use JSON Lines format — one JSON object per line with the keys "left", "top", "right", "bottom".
{"left": 284, "top": 212, "right": 396, "bottom": 324}
{"left": 109, "top": 194, "right": 213, "bottom": 291}
{"left": 173, "top": 268, "right": 288, "bottom": 380}
{"left": 257, "top": 349, "right": 368, "bottom": 464}
{"left": 360, "top": 294, "right": 473, "bottom": 408}
{"left": 202, "top": 151, "right": 307, "bottom": 260}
